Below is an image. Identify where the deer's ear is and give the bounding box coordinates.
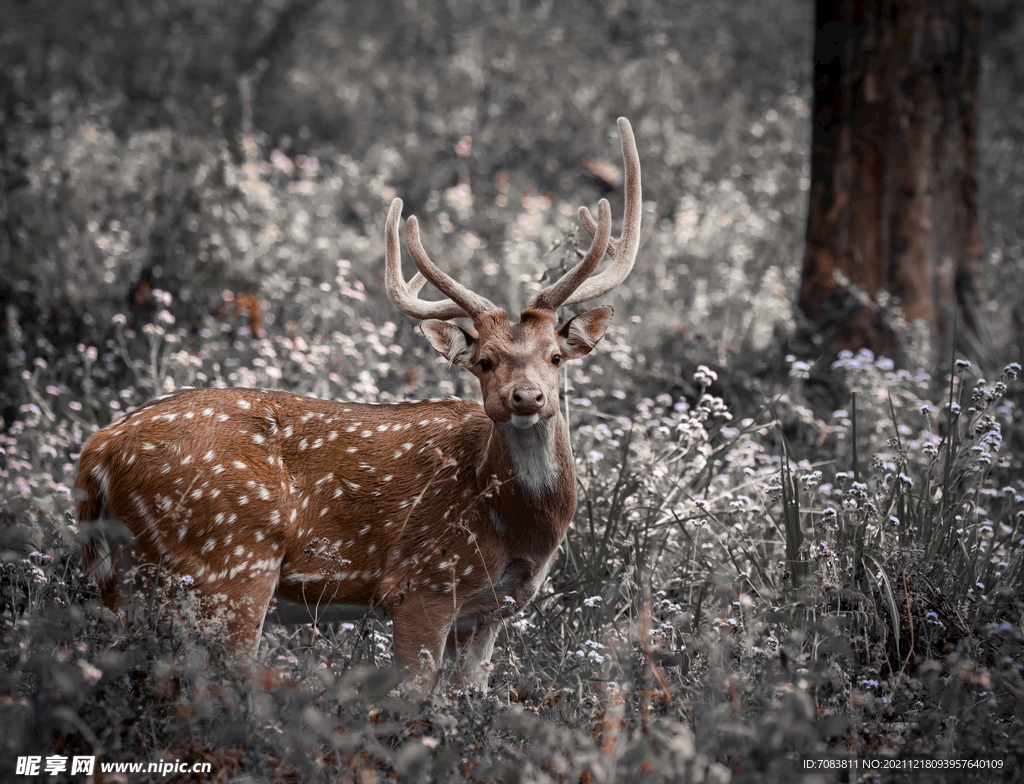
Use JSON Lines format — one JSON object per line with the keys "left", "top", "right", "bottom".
{"left": 557, "top": 306, "right": 614, "bottom": 359}
{"left": 420, "top": 320, "right": 476, "bottom": 368}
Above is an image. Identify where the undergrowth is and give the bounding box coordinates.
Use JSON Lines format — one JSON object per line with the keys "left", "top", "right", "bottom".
{"left": 1, "top": 290, "right": 1022, "bottom": 781}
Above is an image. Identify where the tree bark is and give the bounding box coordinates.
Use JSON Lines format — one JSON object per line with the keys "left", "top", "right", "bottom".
{"left": 800, "top": 0, "right": 982, "bottom": 363}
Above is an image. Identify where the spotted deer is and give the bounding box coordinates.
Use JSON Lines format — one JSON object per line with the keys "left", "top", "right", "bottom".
{"left": 77, "top": 117, "right": 641, "bottom": 693}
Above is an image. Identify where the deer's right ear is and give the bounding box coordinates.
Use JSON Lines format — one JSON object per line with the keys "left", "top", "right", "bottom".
{"left": 420, "top": 320, "right": 476, "bottom": 368}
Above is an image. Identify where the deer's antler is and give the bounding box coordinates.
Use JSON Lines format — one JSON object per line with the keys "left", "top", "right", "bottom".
{"left": 385, "top": 199, "right": 499, "bottom": 321}
{"left": 532, "top": 117, "right": 642, "bottom": 310}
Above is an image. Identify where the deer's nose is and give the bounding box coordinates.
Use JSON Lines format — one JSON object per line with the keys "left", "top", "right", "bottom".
{"left": 511, "top": 388, "right": 545, "bottom": 413}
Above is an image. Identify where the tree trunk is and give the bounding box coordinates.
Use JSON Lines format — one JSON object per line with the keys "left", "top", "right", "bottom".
{"left": 800, "top": 0, "right": 982, "bottom": 364}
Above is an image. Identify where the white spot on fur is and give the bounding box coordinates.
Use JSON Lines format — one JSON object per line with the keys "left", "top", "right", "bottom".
{"left": 90, "top": 464, "right": 111, "bottom": 495}
{"left": 131, "top": 492, "right": 157, "bottom": 527}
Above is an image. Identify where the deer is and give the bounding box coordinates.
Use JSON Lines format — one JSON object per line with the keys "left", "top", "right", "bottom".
{"left": 76, "top": 117, "right": 641, "bottom": 694}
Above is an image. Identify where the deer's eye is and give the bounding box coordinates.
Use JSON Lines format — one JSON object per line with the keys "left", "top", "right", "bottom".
{"left": 551, "top": 354, "right": 563, "bottom": 367}
{"left": 476, "top": 358, "right": 493, "bottom": 372}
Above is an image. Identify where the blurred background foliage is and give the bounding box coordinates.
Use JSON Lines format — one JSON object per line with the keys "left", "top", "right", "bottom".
{"left": 4, "top": 0, "right": 815, "bottom": 427}
{"left": 4, "top": 0, "right": 1022, "bottom": 427}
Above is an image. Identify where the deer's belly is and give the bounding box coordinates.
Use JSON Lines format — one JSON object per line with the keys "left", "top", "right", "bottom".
{"left": 271, "top": 555, "right": 555, "bottom": 629}
{"left": 275, "top": 570, "right": 378, "bottom": 609}
{"left": 270, "top": 594, "right": 384, "bottom": 624}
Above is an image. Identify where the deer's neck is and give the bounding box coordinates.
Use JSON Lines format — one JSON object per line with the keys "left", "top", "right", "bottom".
{"left": 494, "top": 417, "right": 567, "bottom": 496}
{"left": 476, "top": 415, "right": 576, "bottom": 554}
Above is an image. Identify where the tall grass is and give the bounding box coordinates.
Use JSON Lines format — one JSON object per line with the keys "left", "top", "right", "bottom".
{"left": 2, "top": 299, "right": 1021, "bottom": 780}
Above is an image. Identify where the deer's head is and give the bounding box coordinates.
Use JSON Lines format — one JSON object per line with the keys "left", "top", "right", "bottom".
{"left": 384, "top": 117, "right": 641, "bottom": 430}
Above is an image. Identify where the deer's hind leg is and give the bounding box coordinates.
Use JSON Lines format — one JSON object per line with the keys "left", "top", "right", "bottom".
{"left": 83, "top": 522, "right": 283, "bottom": 657}
{"left": 178, "top": 559, "right": 283, "bottom": 656}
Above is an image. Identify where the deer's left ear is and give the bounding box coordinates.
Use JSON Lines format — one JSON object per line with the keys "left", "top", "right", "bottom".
{"left": 420, "top": 319, "right": 477, "bottom": 368}
{"left": 557, "top": 306, "right": 614, "bottom": 360}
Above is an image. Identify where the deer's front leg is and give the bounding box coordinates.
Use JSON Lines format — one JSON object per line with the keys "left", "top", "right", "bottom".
{"left": 447, "top": 617, "right": 500, "bottom": 692}
{"left": 389, "top": 597, "right": 454, "bottom": 694}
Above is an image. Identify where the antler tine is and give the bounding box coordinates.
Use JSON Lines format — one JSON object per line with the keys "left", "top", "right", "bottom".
{"left": 405, "top": 213, "right": 500, "bottom": 320}
{"left": 384, "top": 199, "right": 479, "bottom": 321}
{"left": 527, "top": 199, "right": 612, "bottom": 312}
{"left": 562, "top": 117, "right": 642, "bottom": 307}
